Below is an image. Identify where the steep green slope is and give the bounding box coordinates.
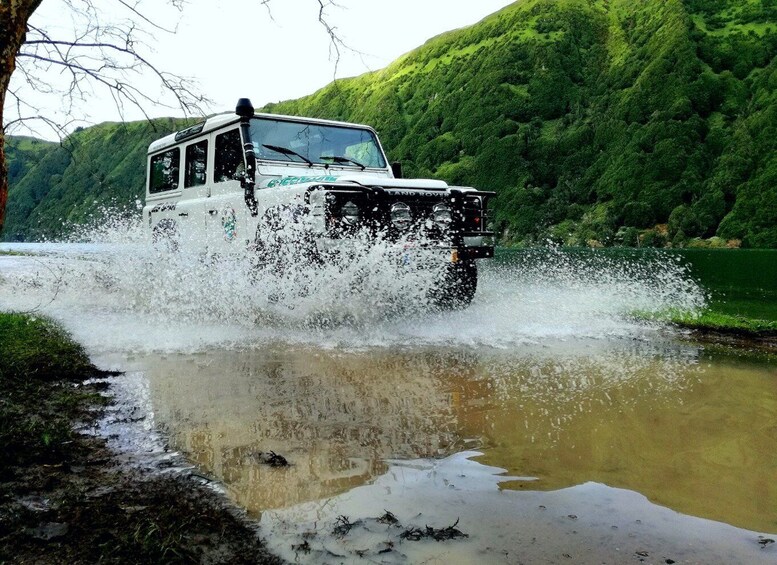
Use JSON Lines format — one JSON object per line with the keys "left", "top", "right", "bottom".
{"left": 4, "top": 137, "right": 61, "bottom": 240}
{"left": 4, "top": 0, "right": 776, "bottom": 246}
{"left": 264, "top": 0, "right": 776, "bottom": 247}
{"left": 4, "top": 118, "right": 190, "bottom": 240}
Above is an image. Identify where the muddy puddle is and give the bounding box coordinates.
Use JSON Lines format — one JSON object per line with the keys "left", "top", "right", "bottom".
{"left": 98, "top": 341, "right": 777, "bottom": 564}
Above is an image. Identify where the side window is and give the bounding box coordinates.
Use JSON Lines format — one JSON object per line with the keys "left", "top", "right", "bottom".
{"left": 149, "top": 148, "right": 180, "bottom": 193}
{"left": 215, "top": 129, "right": 243, "bottom": 182}
{"left": 184, "top": 140, "right": 208, "bottom": 188}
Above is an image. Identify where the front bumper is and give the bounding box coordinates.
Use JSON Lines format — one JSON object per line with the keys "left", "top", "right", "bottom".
{"left": 456, "top": 246, "right": 494, "bottom": 260}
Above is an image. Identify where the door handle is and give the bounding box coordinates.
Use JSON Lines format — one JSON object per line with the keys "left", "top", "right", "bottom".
{"left": 208, "top": 210, "right": 218, "bottom": 216}
{"left": 178, "top": 212, "right": 189, "bottom": 217}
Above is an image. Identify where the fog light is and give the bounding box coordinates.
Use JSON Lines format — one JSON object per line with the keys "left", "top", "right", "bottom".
{"left": 391, "top": 202, "right": 412, "bottom": 229}
{"left": 341, "top": 200, "right": 360, "bottom": 225}
{"left": 432, "top": 203, "right": 452, "bottom": 229}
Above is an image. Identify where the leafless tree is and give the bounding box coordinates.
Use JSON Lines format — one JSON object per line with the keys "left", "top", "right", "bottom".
{"left": 0, "top": 0, "right": 346, "bottom": 234}
{"left": 0, "top": 0, "right": 212, "bottom": 233}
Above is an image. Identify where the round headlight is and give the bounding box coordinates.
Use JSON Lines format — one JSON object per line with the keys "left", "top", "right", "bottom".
{"left": 341, "top": 200, "right": 360, "bottom": 225}
{"left": 391, "top": 202, "right": 412, "bottom": 229}
{"left": 432, "top": 203, "right": 452, "bottom": 229}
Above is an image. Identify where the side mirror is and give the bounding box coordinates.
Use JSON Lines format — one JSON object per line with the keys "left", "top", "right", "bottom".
{"left": 391, "top": 162, "right": 403, "bottom": 179}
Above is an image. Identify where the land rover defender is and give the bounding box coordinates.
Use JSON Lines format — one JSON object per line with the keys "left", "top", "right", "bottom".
{"left": 144, "top": 98, "right": 495, "bottom": 307}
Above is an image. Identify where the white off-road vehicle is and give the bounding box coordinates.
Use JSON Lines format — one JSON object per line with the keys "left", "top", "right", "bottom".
{"left": 144, "top": 98, "right": 494, "bottom": 307}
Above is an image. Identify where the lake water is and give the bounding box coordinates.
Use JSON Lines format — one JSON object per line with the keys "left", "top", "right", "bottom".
{"left": 496, "top": 247, "right": 777, "bottom": 321}
{"left": 1, "top": 241, "right": 775, "bottom": 563}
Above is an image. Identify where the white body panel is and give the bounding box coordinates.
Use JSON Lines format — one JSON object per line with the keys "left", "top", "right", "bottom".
{"left": 143, "top": 110, "right": 491, "bottom": 255}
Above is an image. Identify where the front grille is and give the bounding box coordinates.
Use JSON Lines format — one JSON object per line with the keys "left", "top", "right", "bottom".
{"left": 308, "top": 184, "right": 488, "bottom": 243}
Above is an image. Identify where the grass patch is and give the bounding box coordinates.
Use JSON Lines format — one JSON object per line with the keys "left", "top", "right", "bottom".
{"left": 635, "top": 308, "right": 777, "bottom": 338}
{"left": 670, "top": 310, "right": 777, "bottom": 336}
{"left": 0, "top": 313, "right": 107, "bottom": 471}
{"left": 0, "top": 312, "right": 96, "bottom": 383}
{"left": 0, "top": 312, "right": 282, "bottom": 563}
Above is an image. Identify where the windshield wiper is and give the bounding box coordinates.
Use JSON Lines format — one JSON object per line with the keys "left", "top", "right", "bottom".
{"left": 320, "top": 155, "right": 367, "bottom": 170}
{"left": 262, "top": 144, "right": 313, "bottom": 166}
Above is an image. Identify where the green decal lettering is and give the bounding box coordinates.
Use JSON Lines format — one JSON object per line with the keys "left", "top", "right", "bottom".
{"left": 266, "top": 174, "right": 340, "bottom": 188}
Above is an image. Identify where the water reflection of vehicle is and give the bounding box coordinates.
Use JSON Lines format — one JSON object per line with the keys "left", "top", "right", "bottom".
{"left": 145, "top": 349, "right": 462, "bottom": 512}
{"left": 141, "top": 341, "right": 777, "bottom": 534}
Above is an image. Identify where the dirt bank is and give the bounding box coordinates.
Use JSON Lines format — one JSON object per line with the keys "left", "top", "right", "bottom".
{"left": 0, "top": 313, "right": 283, "bottom": 564}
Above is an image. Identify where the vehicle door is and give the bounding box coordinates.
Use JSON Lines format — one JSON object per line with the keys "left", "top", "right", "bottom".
{"left": 206, "top": 127, "right": 250, "bottom": 254}
{"left": 175, "top": 138, "right": 209, "bottom": 250}
{"left": 146, "top": 147, "right": 183, "bottom": 250}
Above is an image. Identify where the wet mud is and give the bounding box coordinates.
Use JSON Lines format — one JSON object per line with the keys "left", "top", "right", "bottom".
{"left": 0, "top": 373, "right": 282, "bottom": 565}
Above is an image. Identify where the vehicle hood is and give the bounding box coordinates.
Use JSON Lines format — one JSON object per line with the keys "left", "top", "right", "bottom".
{"left": 337, "top": 175, "right": 449, "bottom": 190}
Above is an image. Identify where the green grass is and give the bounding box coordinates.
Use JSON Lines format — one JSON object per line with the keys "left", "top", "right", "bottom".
{"left": 0, "top": 312, "right": 105, "bottom": 471}
{"left": 0, "top": 312, "right": 283, "bottom": 564}
{"left": 0, "top": 312, "right": 95, "bottom": 382}
{"left": 670, "top": 310, "right": 777, "bottom": 336}
{"left": 636, "top": 308, "right": 777, "bottom": 338}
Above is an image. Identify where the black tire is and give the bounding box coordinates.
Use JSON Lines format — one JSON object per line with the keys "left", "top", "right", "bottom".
{"left": 430, "top": 260, "right": 477, "bottom": 309}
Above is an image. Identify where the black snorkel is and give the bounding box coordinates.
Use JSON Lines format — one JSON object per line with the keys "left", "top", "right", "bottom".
{"left": 236, "top": 98, "right": 258, "bottom": 216}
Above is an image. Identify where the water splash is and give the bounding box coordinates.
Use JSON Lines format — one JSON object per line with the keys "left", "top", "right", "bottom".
{"left": 0, "top": 211, "right": 706, "bottom": 354}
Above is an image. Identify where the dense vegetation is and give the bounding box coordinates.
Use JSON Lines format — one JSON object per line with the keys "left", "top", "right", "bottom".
{"left": 4, "top": 119, "right": 189, "bottom": 240}
{"left": 3, "top": 0, "right": 775, "bottom": 247}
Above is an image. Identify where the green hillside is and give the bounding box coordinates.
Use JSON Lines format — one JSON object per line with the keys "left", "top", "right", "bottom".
{"left": 3, "top": 119, "right": 190, "bottom": 241}
{"left": 4, "top": 0, "right": 776, "bottom": 246}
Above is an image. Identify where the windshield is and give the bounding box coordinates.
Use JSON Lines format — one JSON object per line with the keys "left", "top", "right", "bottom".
{"left": 249, "top": 117, "right": 387, "bottom": 169}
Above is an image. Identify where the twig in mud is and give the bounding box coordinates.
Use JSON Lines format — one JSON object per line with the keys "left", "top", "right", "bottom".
{"left": 292, "top": 539, "right": 311, "bottom": 555}
{"left": 758, "top": 536, "right": 775, "bottom": 548}
{"left": 378, "top": 540, "right": 394, "bottom": 554}
{"left": 399, "top": 526, "right": 425, "bottom": 541}
{"left": 253, "top": 450, "right": 289, "bottom": 467}
{"left": 332, "top": 515, "right": 358, "bottom": 538}
{"left": 377, "top": 510, "right": 399, "bottom": 525}
{"left": 400, "top": 518, "right": 468, "bottom": 542}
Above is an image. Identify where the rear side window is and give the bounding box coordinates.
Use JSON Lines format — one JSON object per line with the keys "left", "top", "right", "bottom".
{"left": 215, "top": 129, "right": 243, "bottom": 182}
{"left": 149, "top": 148, "right": 180, "bottom": 193}
{"left": 184, "top": 140, "right": 208, "bottom": 188}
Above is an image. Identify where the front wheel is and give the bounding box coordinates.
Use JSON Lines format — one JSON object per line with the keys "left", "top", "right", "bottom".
{"left": 252, "top": 206, "right": 321, "bottom": 271}
{"left": 430, "top": 260, "right": 477, "bottom": 309}
{"left": 151, "top": 219, "right": 179, "bottom": 253}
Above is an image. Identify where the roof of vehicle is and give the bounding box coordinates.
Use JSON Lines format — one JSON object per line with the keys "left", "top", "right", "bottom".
{"left": 147, "top": 111, "right": 379, "bottom": 154}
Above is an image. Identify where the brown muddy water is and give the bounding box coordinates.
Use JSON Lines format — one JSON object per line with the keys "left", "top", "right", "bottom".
{"left": 2, "top": 242, "right": 776, "bottom": 563}
{"left": 101, "top": 340, "right": 777, "bottom": 564}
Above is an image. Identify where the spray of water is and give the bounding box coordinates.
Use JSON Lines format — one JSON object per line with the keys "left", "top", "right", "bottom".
{"left": 0, "top": 210, "right": 706, "bottom": 354}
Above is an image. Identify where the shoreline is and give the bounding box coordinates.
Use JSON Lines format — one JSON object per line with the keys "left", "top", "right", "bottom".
{"left": 2, "top": 311, "right": 775, "bottom": 562}
{"left": 669, "top": 311, "right": 777, "bottom": 350}
{"left": 0, "top": 313, "right": 283, "bottom": 564}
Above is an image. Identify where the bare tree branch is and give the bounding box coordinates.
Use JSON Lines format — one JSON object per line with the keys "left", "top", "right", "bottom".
{"left": 6, "top": 0, "right": 210, "bottom": 138}
{"left": 257, "top": 0, "right": 370, "bottom": 80}
{"left": 317, "top": 0, "right": 343, "bottom": 74}
{"left": 115, "top": 0, "right": 180, "bottom": 34}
